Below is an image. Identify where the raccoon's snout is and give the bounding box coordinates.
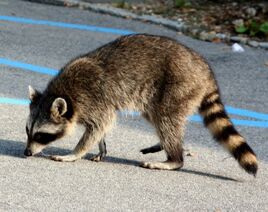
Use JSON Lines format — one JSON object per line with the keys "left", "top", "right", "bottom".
{"left": 24, "top": 148, "right": 32, "bottom": 157}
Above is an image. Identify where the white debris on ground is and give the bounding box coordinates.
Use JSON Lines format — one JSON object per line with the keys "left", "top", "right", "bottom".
{"left": 232, "top": 43, "right": 245, "bottom": 53}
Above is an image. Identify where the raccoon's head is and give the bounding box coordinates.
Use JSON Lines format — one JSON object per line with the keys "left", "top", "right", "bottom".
{"left": 24, "top": 85, "right": 75, "bottom": 157}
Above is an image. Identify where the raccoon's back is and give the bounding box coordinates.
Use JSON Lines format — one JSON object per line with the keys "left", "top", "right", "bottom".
{"left": 50, "top": 34, "right": 212, "bottom": 109}
{"left": 89, "top": 34, "right": 210, "bottom": 83}
{"left": 90, "top": 34, "right": 171, "bottom": 74}
{"left": 85, "top": 34, "right": 211, "bottom": 108}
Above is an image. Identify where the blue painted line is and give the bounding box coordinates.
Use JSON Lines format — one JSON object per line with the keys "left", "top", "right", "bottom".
{"left": 185, "top": 105, "right": 268, "bottom": 123}
{"left": 0, "top": 97, "right": 30, "bottom": 105}
{"left": 0, "top": 58, "right": 58, "bottom": 75}
{"left": 189, "top": 115, "right": 202, "bottom": 122}
{"left": 232, "top": 119, "right": 268, "bottom": 128}
{"left": 120, "top": 111, "right": 141, "bottom": 117}
{"left": 0, "top": 97, "right": 268, "bottom": 128}
{"left": 226, "top": 106, "right": 268, "bottom": 121}
{"left": 1, "top": 57, "right": 268, "bottom": 127}
{"left": 0, "top": 15, "right": 134, "bottom": 35}
{"left": 189, "top": 115, "right": 268, "bottom": 128}
{"left": 0, "top": 15, "right": 265, "bottom": 128}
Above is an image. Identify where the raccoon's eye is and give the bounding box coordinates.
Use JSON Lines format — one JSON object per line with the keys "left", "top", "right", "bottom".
{"left": 33, "top": 132, "right": 59, "bottom": 144}
{"left": 34, "top": 133, "right": 41, "bottom": 141}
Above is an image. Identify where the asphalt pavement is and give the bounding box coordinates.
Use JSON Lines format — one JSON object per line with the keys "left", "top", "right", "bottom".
{"left": 0, "top": 0, "right": 268, "bottom": 211}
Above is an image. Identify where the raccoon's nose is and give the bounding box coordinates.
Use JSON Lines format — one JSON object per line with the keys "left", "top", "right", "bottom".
{"left": 24, "top": 148, "right": 32, "bottom": 157}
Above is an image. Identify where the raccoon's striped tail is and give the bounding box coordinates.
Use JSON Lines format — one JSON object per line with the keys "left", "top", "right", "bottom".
{"left": 199, "top": 89, "right": 258, "bottom": 176}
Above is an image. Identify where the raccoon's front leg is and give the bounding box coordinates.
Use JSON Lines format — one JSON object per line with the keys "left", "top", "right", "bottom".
{"left": 90, "top": 138, "right": 107, "bottom": 162}
{"left": 51, "top": 127, "right": 105, "bottom": 162}
{"left": 51, "top": 110, "right": 115, "bottom": 162}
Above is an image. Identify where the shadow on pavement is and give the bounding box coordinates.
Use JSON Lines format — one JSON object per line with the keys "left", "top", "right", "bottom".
{"left": 0, "top": 139, "right": 26, "bottom": 158}
{"left": 0, "top": 139, "right": 72, "bottom": 159}
{"left": 1, "top": 139, "right": 239, "bottom": 182}
{"left": 100, "top": 156, "right": 240, "bottom": 182}
{"left": 180, "top": 168, "right": 241, "bottom": 182}
{"left": 94, "top": 155, "right": 141, "bottom": 166}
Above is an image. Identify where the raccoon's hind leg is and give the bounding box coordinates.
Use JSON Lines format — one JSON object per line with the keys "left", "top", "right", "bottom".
{"left": 90, "top": 138, "right": 107, "bottom": 162}
{"left": 140, "top": 144, "right": 162, "bottom": 154}
{"left": 141, "top": 83, "right": 203, "bottom": 170}
{"left": 140, "top": 113, "right": 186, "bottom": 170}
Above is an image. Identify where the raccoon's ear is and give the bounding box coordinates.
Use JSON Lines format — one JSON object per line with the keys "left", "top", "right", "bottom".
{"left": 28, "top": 85, "right": 41, "bottom": 103}
{"left": 51, "top": 98, "right": 67, "bottom": 117}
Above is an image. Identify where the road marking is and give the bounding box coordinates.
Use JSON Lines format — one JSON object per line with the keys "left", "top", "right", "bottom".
{"left": 0, "top": 14, "right": 266, "bottom": 128}
{"left": 0, "top": 58, "right": 58, "bottom": 75}
{"left": 0, "top": 97, "right": 29, "bottom": 105}
{"left": 0, "top": 15, "right": 134, "bottom": 35}
{"left": 0, "top": 96, "right": 267, "bottom": 128}
{"left": 1, "top": 57, "right": 268, "bottom": 126}
{"left": 189, "top": 115, "right": 268, "bottom": 128}
{"left": 225, "top": 106, "right": 268, "bottom": 121}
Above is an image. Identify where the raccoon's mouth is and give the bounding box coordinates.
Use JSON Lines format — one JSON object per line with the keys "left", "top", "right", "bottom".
{"left": 24, "top": 148, "right": 42, "bottom": 157}
{"left": 24, "top": 143, "right": 46, "bottom": 157}
{"left": 24, "top": 148, "right": 33, "bottom": 157}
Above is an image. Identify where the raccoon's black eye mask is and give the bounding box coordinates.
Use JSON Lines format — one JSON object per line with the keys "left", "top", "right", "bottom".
{"left": 33, "top": 132, "right": 63, "bottom": 144}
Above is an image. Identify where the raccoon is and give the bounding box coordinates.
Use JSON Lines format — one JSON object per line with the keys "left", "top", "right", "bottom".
{"left": 24, "top": 34, "right": 258, "bottom": 176}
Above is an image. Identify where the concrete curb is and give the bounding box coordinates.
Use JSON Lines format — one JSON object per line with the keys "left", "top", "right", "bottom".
{"left": 24, "top": 0, "right": 268, "bottom": 50}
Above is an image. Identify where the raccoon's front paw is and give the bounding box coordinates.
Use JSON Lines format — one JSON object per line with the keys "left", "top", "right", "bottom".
{"left": 50, "top": 154, "right": 79, "bottom": 162}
